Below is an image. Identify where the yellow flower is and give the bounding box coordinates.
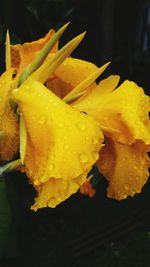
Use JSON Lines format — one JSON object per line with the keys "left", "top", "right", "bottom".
{"left": 0, "top": 68, "right": 19, "bottom": 161}
{"left": 12, "top": 77, "right": 104, "bottom": 209}
{"left": 3, "top": 23, "right": 149, "bottom": 207}
{"left": 72, "top": 77, "right": 150, "bottom": 199}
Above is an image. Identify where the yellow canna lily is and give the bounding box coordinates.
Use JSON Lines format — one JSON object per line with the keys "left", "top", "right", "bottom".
{"left": 0, "top": 68, "right": 19, "bottom": 161}
{"left": 12, "top": 77, "right": 104, "bottom": 209}
{"left": 11, "top": 29, "right": 58, "bottom": 75}
{"left": 72, "top": 77, "right": 150, "bottom": 199}
{"left": 1, "top": 23, "right": 149, "bottom": 209}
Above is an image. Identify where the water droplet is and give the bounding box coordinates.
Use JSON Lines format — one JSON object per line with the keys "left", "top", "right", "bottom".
{"left": 133, "top": 165, "right": 137, "bottom": 170}
{"left": 92, "top": 136, "right": 99, "bottom": 145}
{"left": 39, "top": 116, "right": 46, "bottom": 124}
{"left": 92, "top": 152, "right": 99, "bottom": 161}
{"left": 131, "top": 191, "right": 136, "bottom": 196}
{"left": 48, "top": 163, "right": 54, "bottom": 171}
{"left": 34, "top": 180, "right": 40, "bottom": 186}
{"left": 76, "top": 122, "right": 86, "bottom": 131}
{"left": 122, "top": 193, "right": 127, "bottom": 199}
{"left": 124, "top": 184, "right": 129, "bottom": 191}
{"left": 103, "top": 116, "right": 108, "bottom": 121}
{"left": 79, "top": 153, "right": 89, "bottom": 163}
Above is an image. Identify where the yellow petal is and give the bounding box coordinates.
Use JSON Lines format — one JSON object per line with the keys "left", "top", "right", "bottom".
{"left": 98, "top": 81, "right": 150, "bottom": 144}
{"left": 11, "top": 29, "right": 58, "bottom": 74}
{"left": 72, "top": 75, "right": 120, "bottom": 114}
{"left": 73, "top": 79, "right": 150, "bottom": 145}
{"left": 55, "top": 57, "right": 98, "bottom": 87}
{"left": 12, "top": 77, "right": 103, "bottom": 185}
{"left": 97, "top": 138, "right": 150, "bottom": 200}
{"left": 46, "top": 76, "right": 72, "bottom": 98}
{"left": 0, "top": 68, "right": 19, "bottom": 161}
{"left": 46, "top": 57, "right": 99, "bottom": 97}
{"left": 63, "top": 62, "right": 110, "bottom": 103}
{"left": 31, "top": 174, "right": 86, "bottom": 211}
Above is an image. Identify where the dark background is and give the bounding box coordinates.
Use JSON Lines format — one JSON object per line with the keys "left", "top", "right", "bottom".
{"left": 0, "top": 0, "right": 150, "bottom": 267}
{"left": 0, "top": 0, "right": 150, "bottom": 93}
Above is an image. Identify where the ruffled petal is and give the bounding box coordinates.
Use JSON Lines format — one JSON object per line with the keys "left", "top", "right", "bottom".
{"left": 31, "top": 174, "right": 86, "bottom": 210}
{"left": 97, "top": 138, "right": 150, "bottom": 200}
{"left": 12, "top": 77, "right": 103, "bottom": 185}
{"left": 97, "top": 81, "right": 150, "bottom": 144}
{"left": 73, "top": 80, "right": 150, "bottom": 145}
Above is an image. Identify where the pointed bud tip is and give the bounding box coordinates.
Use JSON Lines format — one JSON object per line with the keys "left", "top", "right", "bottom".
{"left": 104, "top": 61, "right": 111, "bottom": 68}
{"left": 57, "top": 21, "right": 71, "bottom": 33}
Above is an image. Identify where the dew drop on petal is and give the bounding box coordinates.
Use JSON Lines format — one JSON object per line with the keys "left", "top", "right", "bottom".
{"left": 133, "top": 165, "right": 137, "bottom": 170}
{"left": 122, "top": 193, "right": 127, "bottom": 199}
{"left": 79, "top": 153, "right": 89, "bottom": 163}
{"left": 124, "top": 183, "right": 129, "bottom": 191}
{"left": 39, "top": 116, "right": 46, "bottom": 124}
{"left": 48, "top": 163, "right": 54, "bottom": 171}
{"left": 92, "top": 151, "right": 99, "bottom": 161}
{"left": 103, "top": 116, "right": 108, "bottom": 121}
{"left": 34, "top": 180, "right": 40, "bottom": 186}
{"left": 76, "top": 122, "right": 86, "bottom": 131}
{"left": 92, "top": 136, "right": 99, "bottom": 145}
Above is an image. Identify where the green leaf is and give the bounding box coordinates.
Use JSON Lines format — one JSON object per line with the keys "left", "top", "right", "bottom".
{"left": 0, "top": 175, "right": 12, "bottom": 258}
